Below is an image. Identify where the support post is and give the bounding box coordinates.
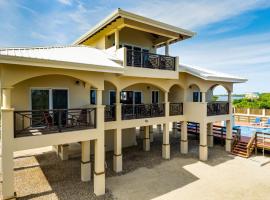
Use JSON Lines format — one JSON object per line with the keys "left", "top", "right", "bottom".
{"left": 1, "top": 87, "right": 16, "bottom": 200}
{"left": 143, "top": 126, "right": 150, "bottom": 151}
{"left": 59, "top": 144, "right": 69, "bottom": 161}
{"left": 165, "top": 43, "right": 169, "bottom": 56}
{"left": 113, "top": 128, "right": 122, "bottom": 172}
{"left": 81, "top": 141, "right": 91, "bottom": 182}
{"left": 115, "top": 89, "right": 121, "bottom": 122}
{"left": 207, "top": 123, "right": 214, "bottom": 147}
{"left": 94, "top": 89, "right": 105, "bottom": 196}
{"left": 226, "top": 120, "right": 233, "bottom": 152}
{"left": 199, "top": 122, "right": 208, "bottom": 161}
{"left": 115, "top": 29, "right": 120, "bottom": 49}
{"left": 162, "top": 123, "right": 170, "bottom": 159}
{"left": 180, "top": 121, "right": 188, "bottom": 154}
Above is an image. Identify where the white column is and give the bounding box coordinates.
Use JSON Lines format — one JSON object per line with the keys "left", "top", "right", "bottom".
{"left": 165, "top": 43, "right": 169, "bottom": 56}
{"left": 226, "top": 120, "right": 233, "bottom": 152}
{"left": 180, "top": 121, "right": 188, "bottom": 154}
{"left": 81, "top": 141, "right": 91, "bottom": 182}
{"left": 201, "top": 92, "right": 206, "bottom": 103}
{"left": 113, "top": 128, "right": 122, "bottom": 172}
{"left": 94, "top": 89, "right": 105, "bottom": 196}
{"left": 149, "top": 125, "right": 154, "bottom": 142}
{"left": 59, "top": 144, "right": 69, "bottom": 161}
{"left": 199, "top": 122, "right": 208, "bottom": 161}
{"left": 115, "top": 29, "right": 120, "bottom": 49}
{"left": 207, "top": 123, "right": 214, "bottom": 147}
{"left": 94, "top": 138, "right": 105, "bottom": 196}
{"left": 1, "top": 87, "right": 16, "bottom": 200}
{"left": 162, "top": 123, "right": 170, "bottom": 159}
{"left": 143, "top": 126, "right": 150, "bottom": 151}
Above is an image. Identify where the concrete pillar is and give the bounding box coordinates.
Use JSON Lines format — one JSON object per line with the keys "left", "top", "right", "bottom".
{"left": 180, "top": 121, "right": 188, "bottom": 154}
{"left": 172, "top": 122, "right": 178, "bottom": 137}
{"left": 94, "top": 138, "right": 105, "bottom": 196}
{"left": 149, "top": 125, "right": 154, "bottom": 142}
{"left": 115, "top": 29, "right": 120, "bottom": 49}
{"left": 59, "top": 144, "right": 69, "bottom": 161}
{"left": 207, "top": 123, "right": 214, "bottom": 147}
{"left": 1, "top": 87, "right": 16, "bottom": 200}
{"left": 113, "top": 128, "right": 122, "bottom": 172}
{"left": 162, "top": 123, "right": 170, "bottom": 159}
{"left": 94, "top": 89, "right": 105, "bottom": 196}
{"left": 201, "top": 92, "right": 206, "bottom": 103}
{"left": 81, "top": 141, "right": 91, "bottom": 182}
{"left": 226, "top": 120, "right": 233, "bottom": 152}
{"left": 199, "top": 122, "right": 208, "bottom": 161}
{"left": 143, "top": 126, "right": 150, "bottom": 151}
{"left": 165, "top": 43, "right": 169, "bottom": 56}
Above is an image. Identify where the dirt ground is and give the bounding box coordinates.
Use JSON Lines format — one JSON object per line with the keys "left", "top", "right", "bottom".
{"left": 1, "top": 133, "right": 270, "bottom": 200}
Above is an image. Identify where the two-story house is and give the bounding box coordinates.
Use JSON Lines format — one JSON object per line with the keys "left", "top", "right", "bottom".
{"left": 0, "top": 9, "right": 246, "bottom": 199}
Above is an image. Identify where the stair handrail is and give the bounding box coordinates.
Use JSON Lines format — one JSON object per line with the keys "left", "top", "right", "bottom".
{"left": 246, "top": 132, "right": 256, "bottom": 156}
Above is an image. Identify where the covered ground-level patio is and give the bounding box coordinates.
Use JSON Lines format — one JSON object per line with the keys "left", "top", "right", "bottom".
{"left": 1, "top": 129, "right": 269, "bottom": 200}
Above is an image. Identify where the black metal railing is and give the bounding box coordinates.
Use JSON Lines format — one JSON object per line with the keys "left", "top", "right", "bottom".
{"left": 169, "top": 103, "right": 183, "bottom": 116}
{"left": 122, "top": 103, "right": 165, "bottom": 120}
{"left": 207, "top": 102, "right": 229, "bottom": 116}
{"left": 126, "top": 49, "right": 176, "bottom": 70}
{"left": 104, "top": 105, "right": 116, "bottom": 122}
{"left": 14, "top": 108, "right": 96, "bottom": 138}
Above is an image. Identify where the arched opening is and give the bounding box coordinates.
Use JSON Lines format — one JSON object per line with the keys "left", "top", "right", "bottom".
{"left": 168, "top": 84, "right": 184, "bottom": 116}
{"left": 206, "top": 84, "right": 230, "bottom": 116}
{"left": 12, "top": 74, "right": 96, "bottom": 137}
{"left": 121, "top": 83, "right": 165, "bottom": 120}
{"left": 103, "top": 81, "right": 117, "bottom": 122}
{"left": 187, "top": 84, "right": 201, "bottom": 102}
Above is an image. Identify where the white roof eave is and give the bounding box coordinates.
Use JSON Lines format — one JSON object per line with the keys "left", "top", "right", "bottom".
{"left": 179, "top": 64, "right": 247, "bottom": 83}
{"left": 0, "top": 54, "right": 124, "bottom": 74}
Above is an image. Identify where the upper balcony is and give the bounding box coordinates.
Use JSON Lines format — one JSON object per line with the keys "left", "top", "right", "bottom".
{"left": 126, "top": 49, "right": 176, "bottom": 71}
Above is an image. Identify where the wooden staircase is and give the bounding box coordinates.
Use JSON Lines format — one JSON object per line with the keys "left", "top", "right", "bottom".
{"left": 231, "top": 141, "right": 249, "bottom": 158}
{"left": 231, "top": 134, "right": 256, "bottom": 158}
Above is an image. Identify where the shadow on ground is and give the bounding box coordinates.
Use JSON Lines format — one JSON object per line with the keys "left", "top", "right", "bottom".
{"left": 0, "top": 131, "right": 235, "bottom": 200}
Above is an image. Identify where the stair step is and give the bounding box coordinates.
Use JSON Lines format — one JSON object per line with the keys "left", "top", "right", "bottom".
{"left": 231, "top": 152, "right": 248, "bottom": 158}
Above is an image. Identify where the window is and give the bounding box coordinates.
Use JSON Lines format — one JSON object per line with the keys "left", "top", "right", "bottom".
{"left": 90, "top": 90, "right": 96, "bottom": 105}
{"left": 152, "top": 91, "right": 159, "bottom": 104}
{"left": 193, "top": 92, "right": 202, "bottom": 102}
{"left": 109, "top": 91, "right": 116, "bottom": 105}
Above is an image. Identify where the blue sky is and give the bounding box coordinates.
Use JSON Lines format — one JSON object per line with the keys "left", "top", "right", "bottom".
{"left": 0, "top": 0, "right": 270, "bottom": 94}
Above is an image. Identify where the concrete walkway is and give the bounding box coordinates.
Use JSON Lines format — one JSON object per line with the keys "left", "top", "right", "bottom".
{"left": 107, "top": 151, "right": 270, "bottom": 200}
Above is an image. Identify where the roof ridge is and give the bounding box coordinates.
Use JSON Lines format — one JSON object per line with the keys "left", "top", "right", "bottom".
{"left": 0, "top": 45, "right": 87, "bottom": 51}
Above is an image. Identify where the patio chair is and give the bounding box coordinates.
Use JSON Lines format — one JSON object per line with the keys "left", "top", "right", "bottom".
{"left": 262, "top": 118, "right": 270, "bottom": 127}
{"left": 43, "top": 111, "right": 53, "bottom": 129}
{"left": 251, "top": 117, "right": 261, "bottom": 126}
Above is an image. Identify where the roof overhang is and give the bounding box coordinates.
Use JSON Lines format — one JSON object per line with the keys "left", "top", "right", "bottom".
{"left": 0, "top": 55, "right": 124, "bottom": 74}
{"left": 179, "top": 64, "right": 247, "bottom": 83}
{"left": 73, "top": 8, "right": 196, "bottom": 47}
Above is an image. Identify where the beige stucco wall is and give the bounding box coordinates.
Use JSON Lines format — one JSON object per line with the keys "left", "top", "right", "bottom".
{"left": 11, "top": 74, "right": 91, "bottom": 110}
{"left": 119, "top": 28, "right": 156, "bottom": 53}
{"left": 105, "top": 128, "right": 136, "bottom": 151}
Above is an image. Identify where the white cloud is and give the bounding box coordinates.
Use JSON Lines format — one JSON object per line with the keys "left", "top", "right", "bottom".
{"left": 129, "top": 0, "right": 270, "bottom": 30}
{"left": 57, "top": 0, "right": 73, "bottom": 5}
